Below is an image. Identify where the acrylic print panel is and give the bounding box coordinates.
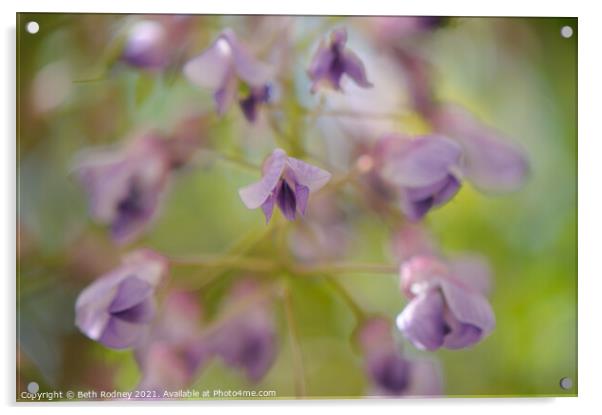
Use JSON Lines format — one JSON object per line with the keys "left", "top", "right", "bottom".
{"left": 16, "top": 13, "right": 577, "bottom": 401}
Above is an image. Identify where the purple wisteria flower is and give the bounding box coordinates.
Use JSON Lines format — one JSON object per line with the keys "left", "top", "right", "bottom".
{"left": 183, "top": 29, "right": 274, "bottom": 119}
{"left": 121, "top": 16, "right": 193, "bottom": 71}
{"left": 372, "top": 134, "right": 463, "bottom": 220}
{"left": 238, "top": 148, "right": 332, "bottom": 223}
{"left": 75, "top": 249, "right": 168, "bottom": 349}
{"left": 239, "top": 84, "right": 273, "bottom": 123}
{"left": 308, "top": 28, "right": 373, "bottom": 93}
{"left": 432, "top": 104, "right": 529, "bottom": 193}
{"left": 358, "top": 317, "right": 442, "bottom": 396}
{"left": 395, "top": 255, "right": 495, "bottom": 351}
{"left": 74, "top": 134, "right": 172, "bottom": 245}
{"left": 135, "top": 290, "right": 207, "bottom": 393}
{"left": 122, "top": 20, "right": 170, "bottom": 71}
{"left": 211, "top": 279, "right": 277, "bottom": 382}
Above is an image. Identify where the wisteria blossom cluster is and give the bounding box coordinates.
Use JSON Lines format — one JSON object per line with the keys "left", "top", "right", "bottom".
{"left": 73, "top": 16, "right": 528, "bottom": 398}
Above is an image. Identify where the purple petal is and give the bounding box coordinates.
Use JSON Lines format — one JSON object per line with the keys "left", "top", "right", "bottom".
{"left": 213, "top": 73, "right": 237, "bottom": 115}
{"left": 295, "top": 183, "right": 309, "bottom": 215}
{"left": 74, "top": 137, "right": 170, "bottom": 245}
{"left": 75, "top": 249, "right": 167, "bottom": 349}
{"left": 183, "top": 35, "right": 234, "bottom": 90}
{"left": 449, "top": 254, "right": 492, "bottom": 296}
{"left": 222, "top": 30, "right": 274, "bottom": 87}
{"left": 401, "top": 174, "right": 461, "bottom": 220}
{"left": 442, "top": 318, "right": 483, "bottom": 349}
{"left": 276, "top": 180, "right": 297, "bottom": 221}
{"left": 378, "top": 135, "right": 462, "bottom": 188}
{"left": 112, "top": 298, "right": 156, "bottom": 324}
{"left": 341, "top": 48, "right": 373, "bottom": 88}
{"left": 434, "top": 105, "right": 528, "bottom": 193}
{"left": 213, "top": 308, "right": 276, "bottom": 382}
{"left": 396, "top": 289, "right": 447, "bottom": 351}
{"left": 122, "top": 20, "right": 168, "bottom": 70}
{"left": 401, "top": 193, "right": 434, "bottom": 222}
{"left": 260, "top": 194, "right": 276, "bottom": 223}
{"left": 330, "top": 28, "right": 348, "bottom": 46}
{"left": 368, "top": 352, "right": 410, "bottom": 395}
{"left": 286, "top": 157, "right": 332, "bottom": 192}
{"left": 109, "top": 276, "right": 153, "bottom": 313}
{"left": 99, "top": 316, "right": 149, "bottom": 349}
{"left": 308, "top": 42, "right": 336, "bottom": 92}
{"left": 440, "top": 279, "right": 495, "bottom": 339}
{"left": 110, "top": 180, "right": 159, "bottom": 244}
{"left": 75, "top": 152, "right": 133, "bottom": 223}
{"left": 238, "top": 148, "right": 287, "bottom": 209}
{"left": 404, "top": 359, "right": 443, "bottom": 397}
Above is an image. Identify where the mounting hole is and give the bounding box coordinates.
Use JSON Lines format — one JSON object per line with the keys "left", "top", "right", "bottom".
{"left": 27, "top": 381, "right": 39, "bottom": 394}
{"left": 26, "top": 21, "right": 39, "bottom": 34}
{"left": 559, "top": 377, "right": 573, "bottom": 390}
{"left": 560, "top": 25, "right": 573, "bottom": 39}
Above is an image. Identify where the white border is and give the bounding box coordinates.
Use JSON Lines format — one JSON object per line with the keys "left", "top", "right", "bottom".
{"left": 3, "top": 0, "right": 600, "bottom": 414}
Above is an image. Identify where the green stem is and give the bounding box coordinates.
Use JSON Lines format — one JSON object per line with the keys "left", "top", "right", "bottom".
{"left": 294, "top": 262, "right": 398, "bottom": 276}
{"left": 169, "top": 254, "right": 276, "bottom": 272}
{"left": 325, "top": 276, "right": 366, "bottom": 322}
{"left": 202, "top": 149, "right": 261, "bottom": 172}
{"left": 282, "top": 285, "right": 307, "bottom": 398}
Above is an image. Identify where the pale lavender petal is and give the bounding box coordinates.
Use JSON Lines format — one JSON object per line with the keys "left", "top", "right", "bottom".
{"left": 404, "top": 359, "right": 443, "bottom": 397}
{"left": 396, "top": 290, "right": 447, "bottom": 351}
{"left": 260, "top": 194, "right": 275, "bottom": 223}
{"left": 212, "top": 304, "right": 276, "bottom": 382}
{"left": 390, "top": 224, "right": 439, "bottom": 262}
{"left": 74, "top": 151, "right": 132, "bottom": 223}
{"left": 223, "top": 30, "right": 274, "bottom": 87}
{"left": 109, "top": 276, "right": 153, "bottom": 313}
{"left": 99, "top": 316, "right": 148, "bottom": 349}
{"left": 434, "top": 105, "right": 528, "bottom": 193}
{"left": 440, "top": 279, "right": 495, "bottom": 338}
{"left": 295, "top": 184, "right": 309, "bottom": 215}
{"left": 75, "top": 268, "right": 131, "bottom": 342}
{"left": 213, "top": 72, "right": 237, "bottom": 115}
{"left": 286, "top": 157, "right": 332, "bottom": 192}
{"left": 183, "top": 35, "right": 233, "bottom": 90}
{"left": 449, "top": 254, "right": 492, "bottom": 296}
{"left": 330, "top": 28, "right": 348, "bottom": 45}
{"left": 341, "top": 49, "right": 373, "bottom": 88}
{"left": 122, "top": 20, "right": 168, "bottom": 70}
{"left": 379, "top": 135, "right": 462, "bottom": 188}
{"left": 122, "top": 249, "right": 168, "bottom": 287}
{"left": 239, "top": 149, "right": 287, "bottom": 209}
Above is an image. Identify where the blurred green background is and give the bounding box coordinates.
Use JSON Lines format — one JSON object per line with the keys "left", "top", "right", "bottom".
{"left": 16, "top": 14, "right": 576, "bottom": 398}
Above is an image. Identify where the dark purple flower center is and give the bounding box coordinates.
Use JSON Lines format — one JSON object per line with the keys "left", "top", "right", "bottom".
{"left": 373, "top": 354, "right": 410, "bottom": 395}
{"left": 111, "top": 300, "right": 151, "bottom": 323}
{"left": 117, "top": 181, "right": 146, "bottom": 221}
{"left": 239, "top": 333, "right": 265, "bottom": 367}
{"left": 328, "top": 46, "right": 346, "bottom": 88}
{"left": 276, "top": 180, "right": 297, "bottom": 220}
{"left": 239, "top": 84, "right": 272, "bottom": 122}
